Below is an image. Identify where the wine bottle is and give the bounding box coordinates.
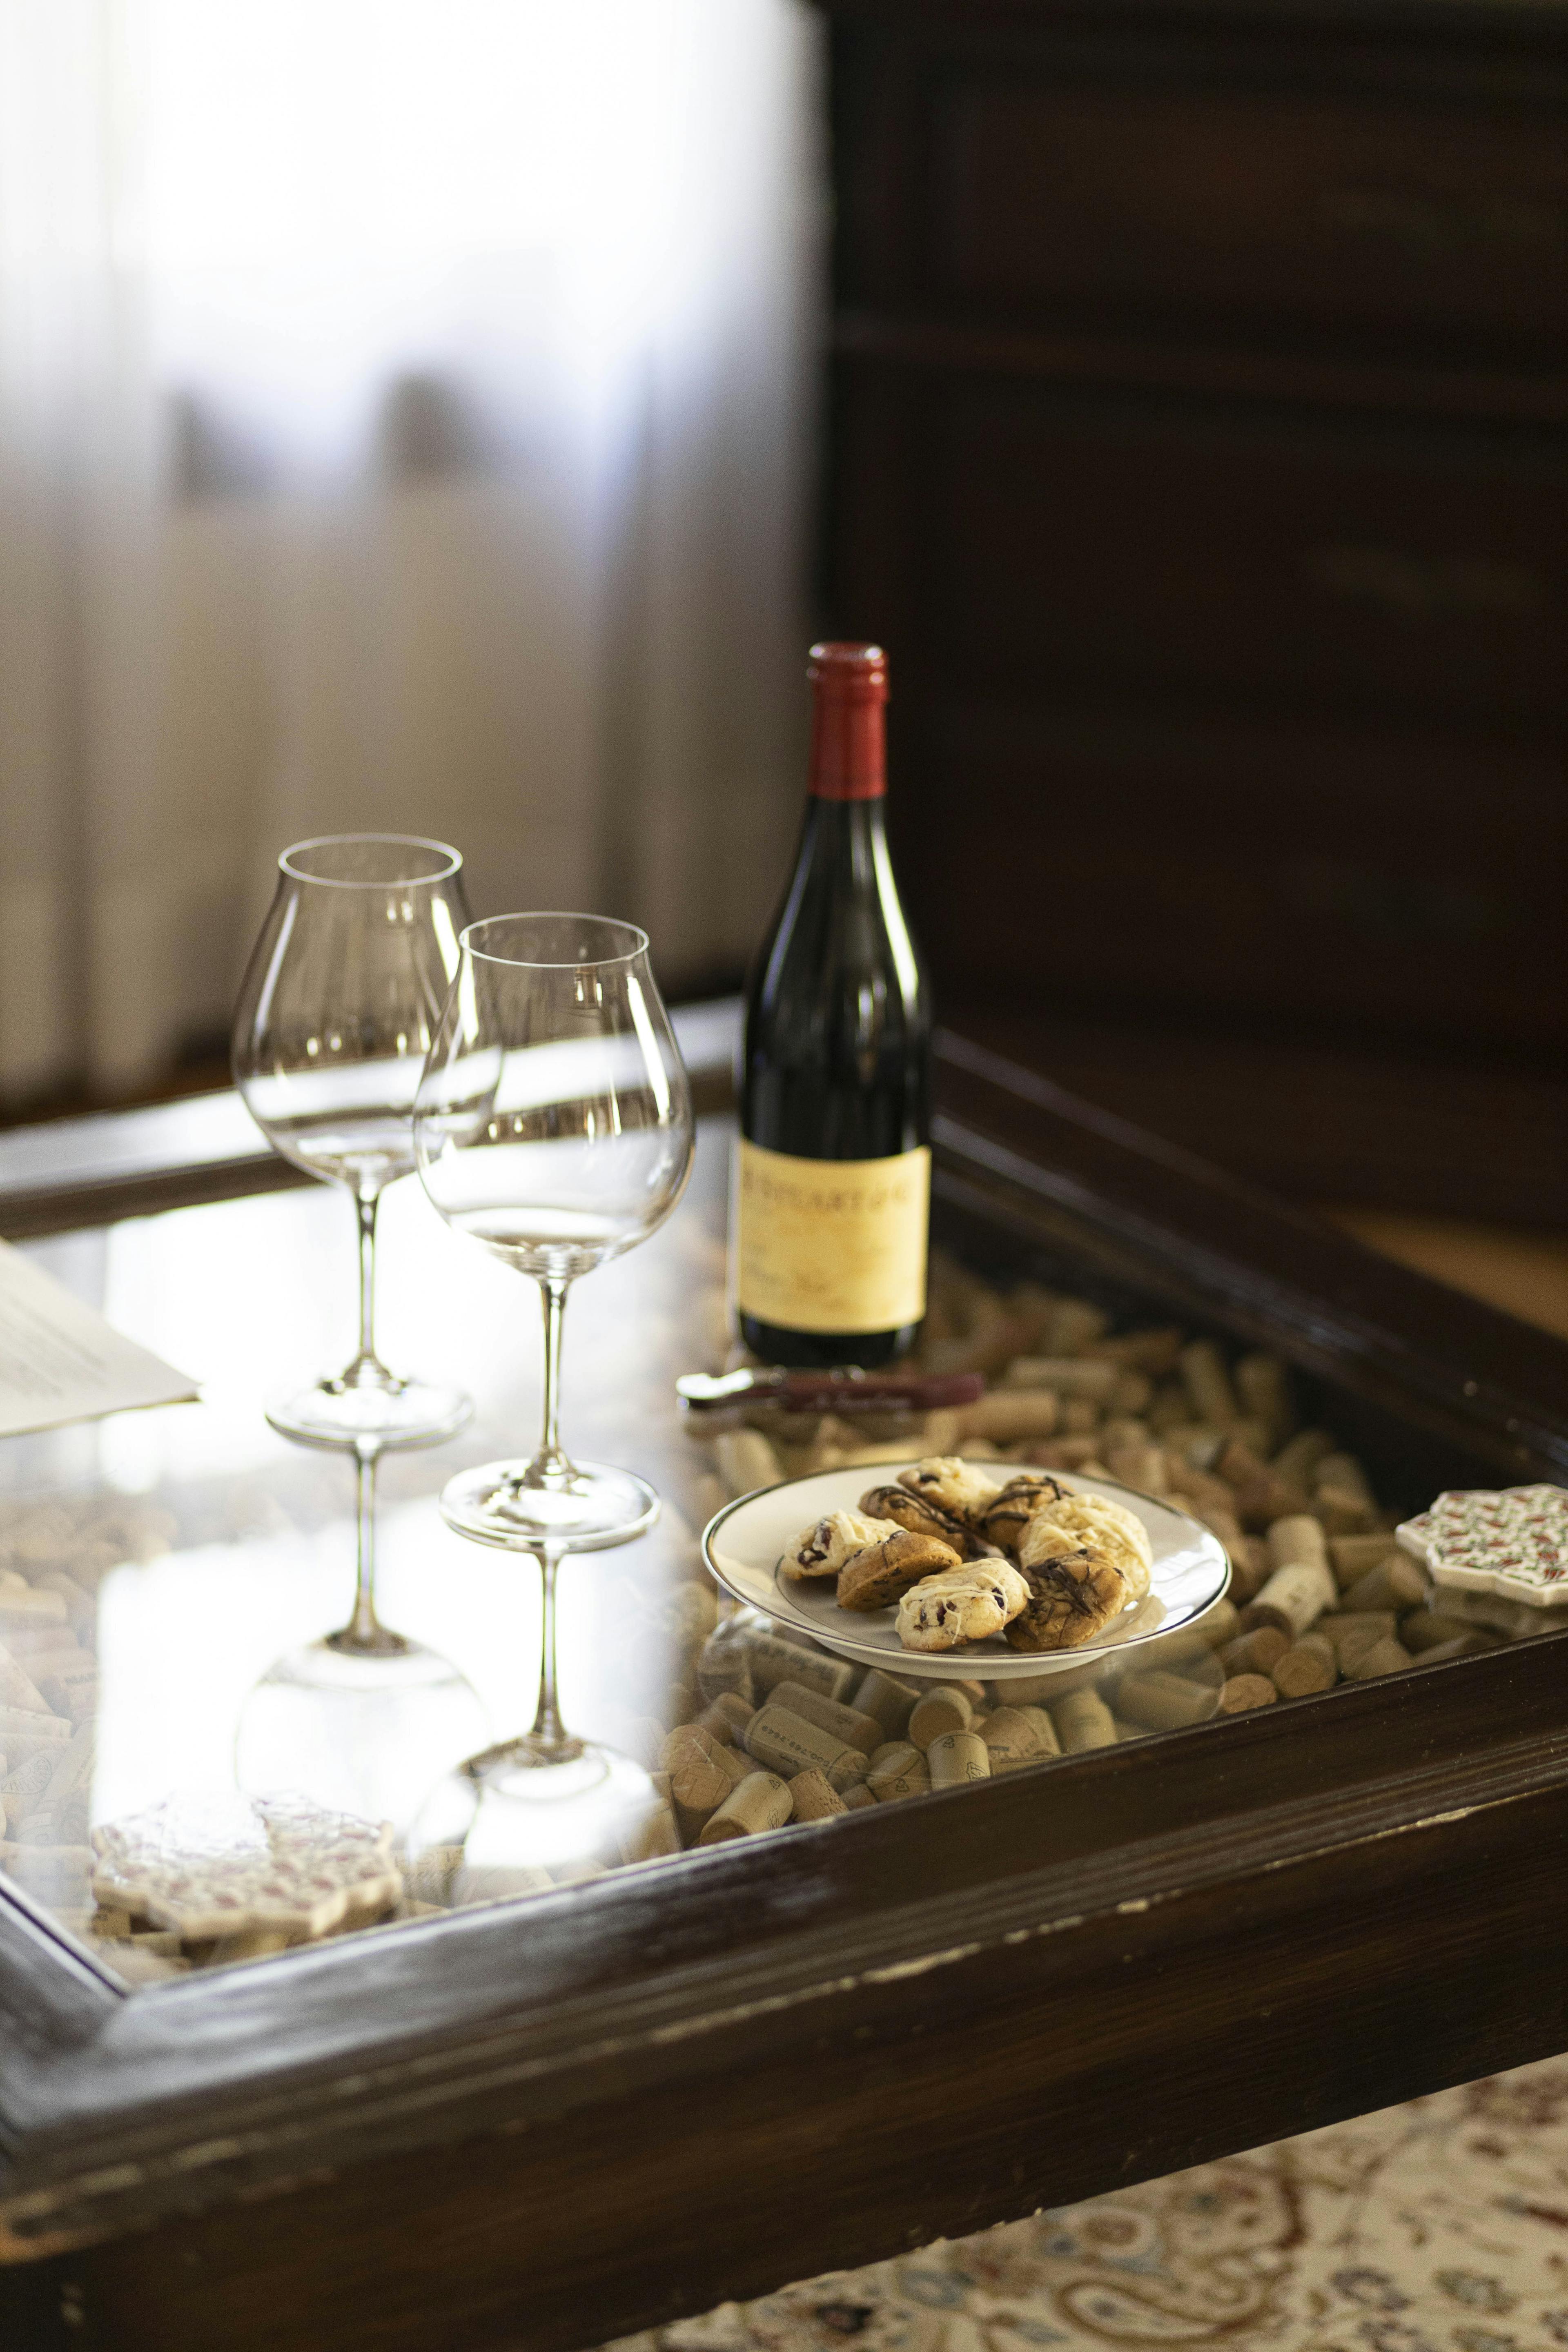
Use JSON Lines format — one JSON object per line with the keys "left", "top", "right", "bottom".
{"left": 737, "top": 641, "right": 932, "bottom": 1368}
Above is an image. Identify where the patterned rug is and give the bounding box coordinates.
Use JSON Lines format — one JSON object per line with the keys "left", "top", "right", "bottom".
{"left": 601, "top": 2058, "right": 1568, "bottom": 2352}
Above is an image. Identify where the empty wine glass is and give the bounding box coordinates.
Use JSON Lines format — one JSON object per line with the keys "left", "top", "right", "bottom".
{"left": 235, "top": 1444, "right": 489, "bottom": 1838}
{"left": 414, "top": 912, "right": 695, "bottom": 1548}
{"left": 233, "top": 834, "right": 474, "bottom": 1448}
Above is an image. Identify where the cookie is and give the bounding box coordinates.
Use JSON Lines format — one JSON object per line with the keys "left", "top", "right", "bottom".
{"left": 1025, "top": 1494, "right": 1153, "bottom": 1601}
{"left": 895, "top": 1561, "right": 1032, "bottom": 1652}
{"left": 837, "top": 1530, "right": 963, "bottom": 1613}
{"left": 859, "top": 1483, "right": 990, "bottom": 1558}
{"left": 898, "top": 1456, "right": 1004, "bottom": 1530}
{"left": 980, "top": 1472, "right": 1068, "bottom": 1555}
{"left": 1005, "top": 1535, "right": 1129, "bottom": 1652}
{"left": 782, "top": 1509, "right": 902, "bottom": 1581}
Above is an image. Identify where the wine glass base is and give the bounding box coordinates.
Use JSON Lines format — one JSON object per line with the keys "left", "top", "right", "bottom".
{"left": 409, "top": 1740, "right": 657, "bottom": 1889}
{"left": 235, "top": 1636, "right": 490, "bottom": 1836}
{"left": 266, "top": 1377, "right": 472, "bottom": 1452}
{"left": 438, "top": 1461, "right": 659, "bottom": 1552}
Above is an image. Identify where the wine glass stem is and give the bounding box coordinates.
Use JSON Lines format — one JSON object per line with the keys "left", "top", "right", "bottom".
{"left": 353, "top": 1189, "right": 382, "bottom": 1374}
{"left": 330, "top": 1446, "right": 405, "bottom": 1656}
{"left": 528, "top": 1276, "right": 574, "bottom": 1485}
{"left": 529, "top": 1549, "right": 568, "bottom": 1748}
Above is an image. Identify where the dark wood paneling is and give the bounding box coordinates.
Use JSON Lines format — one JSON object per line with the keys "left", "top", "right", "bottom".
{"left": 931, "top": 381, "right": 1566, "bottom": 731}
{"left": 901, "top": 699, "right": 1565, "bottom": 1047}
{"left": 934, "top": 80, "right": 1568, "bottom": 350}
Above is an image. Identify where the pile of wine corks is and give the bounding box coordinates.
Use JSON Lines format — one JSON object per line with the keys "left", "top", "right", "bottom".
{"left": 0, "top": 1494, "right": 180, "bottom": 1977}
{"left": 671, "top": 1261, "right": 1550, "bottom": 1853}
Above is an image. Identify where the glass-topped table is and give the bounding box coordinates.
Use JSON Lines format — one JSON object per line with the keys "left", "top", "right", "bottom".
{"left": 2, "top": 1025, "right": 1564, "bottom": 2352}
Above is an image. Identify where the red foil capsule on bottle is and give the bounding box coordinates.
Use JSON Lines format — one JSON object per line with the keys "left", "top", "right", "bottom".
{"left": 806, "top": 641, "right": 887, "bottom": 802}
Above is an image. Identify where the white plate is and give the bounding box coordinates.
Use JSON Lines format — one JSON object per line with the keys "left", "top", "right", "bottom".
{"left": 702, "top": 1461, "right": 1230, "bottom": 1682}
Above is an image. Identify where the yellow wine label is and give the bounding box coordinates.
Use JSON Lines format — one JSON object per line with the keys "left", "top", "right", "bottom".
{"left": 735, "top": 1139, "right": 930, "bottom": 1334}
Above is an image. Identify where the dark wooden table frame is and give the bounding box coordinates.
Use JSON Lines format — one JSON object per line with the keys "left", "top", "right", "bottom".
{"left": 2, "top": 1023, "right": 1565, "bottom": 2352}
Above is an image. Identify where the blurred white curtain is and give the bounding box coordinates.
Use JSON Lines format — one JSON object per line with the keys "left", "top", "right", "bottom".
{"left": 0, "top": 0, "right": 818, "bottom": 1096}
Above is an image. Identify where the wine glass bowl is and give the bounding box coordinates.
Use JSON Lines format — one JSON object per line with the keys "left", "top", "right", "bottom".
{"left": 415, "top": 913, "right": 695, "bottom": 1548}
{"left": 232, "top": 834, "right": 475, "bottom": 1449}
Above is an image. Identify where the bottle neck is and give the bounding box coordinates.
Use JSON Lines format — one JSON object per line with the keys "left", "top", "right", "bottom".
{"left": 808, "top": 689, "right": 885, "bottom": 802}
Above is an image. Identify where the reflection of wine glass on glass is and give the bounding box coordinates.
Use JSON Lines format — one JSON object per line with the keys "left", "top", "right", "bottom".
{"left": 232, "top": 834, "right": 474, "bottom": 1449}
{"left": 235, "top": 1444, "right": 489, "bottom": 1840}
{"left": 408, "top": 914, "right": 693, "bottom": 1847}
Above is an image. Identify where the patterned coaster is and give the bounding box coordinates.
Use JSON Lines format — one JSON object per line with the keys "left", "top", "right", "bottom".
{"left": 1396, "top": 1484, "right": 1568, "bottom": 1608}
{"left": 90, "top": 1791, "right": 402, "bottom": 1940}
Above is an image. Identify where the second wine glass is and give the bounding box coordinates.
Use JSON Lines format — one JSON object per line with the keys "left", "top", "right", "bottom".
{"left": 232, "top": 833, "right": 474, "bottom": 1448}
{"left": 414, "top": 913, "right": 695, "bottom": 1547}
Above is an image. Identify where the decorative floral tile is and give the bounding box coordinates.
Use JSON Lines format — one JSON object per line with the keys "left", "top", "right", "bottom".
{"left": 592, "top": 2058, "right": 1568, "bottom": 2352}
{"left": 1397, "top": 1486, "right": 1568, "bottom": 1609}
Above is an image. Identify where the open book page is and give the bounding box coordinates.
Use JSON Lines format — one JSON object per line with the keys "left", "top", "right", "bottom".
{"left": 0, "top": 1237, "right": 198, "bottom": 1437}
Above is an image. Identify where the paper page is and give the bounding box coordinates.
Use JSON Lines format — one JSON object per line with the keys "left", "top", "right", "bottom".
{"left": 0, "top": 1237, "right": 198, "bottom": 1437}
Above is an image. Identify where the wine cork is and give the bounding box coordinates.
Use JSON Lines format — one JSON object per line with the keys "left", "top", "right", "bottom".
{"left": 1194, "top": 1597, "right": 1241, "bottom": 1649}
{"left": 866, "top": 1742, "right": 930, "bottom": 1800}
{"left": 1218, "top": 1625, "right": 1291, "bottom": 1678}
{"left": 1089, "top": 1324, "right": 1183, "bottom": 1375}
{"left": 1330, "top": 1533, "right": 1403, "bottom": 1587}
{"left": 0, "top": 1644, "right": 49, "bottom": 1716}
{"left": 953, "top": 1391, "right": 1060, "bottom": 1441}
{"left": 1267, "top": 1514, "right": 1330, "bottom": 1575}
{"left": 744, "top": 1704, "right": 867, "bottom": 1791}
{"left": 713, "top": 1428, "right": 786, "bottom": 1499}
{"left": 696, "top": 1771, "right": 793, "bottom": 1844}
{"left": 1218, "top": 1674, "right": 1278, "bottom": 1713}
{"left": 927, "top": 1730, "right": 991, "bottom": 1788}
{"left": 0, "top": 1592, "right": 68, "bottom": 1634}
{"left": 980, "top": 1706, "right": 1059, "bottom": 1768}
{"left": 1270, "top": 1633, "right": 1337, "bottom": 1697}
{"left": 693, "top": 1691, "right": 754, "bottom": 1744}
{"left": 1240, "top": 1558, "right": 1336, "bottom": 1638}
{"left": 1000, "top": 1356, "right": 1116, "bottom": 1400}
{"left": 1321, "top": 1613, "right": 1398, "bottom": 1667}
{"left": 1163, "top": 1456, "right": 1236, "bottom": 1519}
{"left": 1342, "top": 1635, "right": 1412, "bottom": 1682}
{"left": 788, "top": 1768, "right": 848, "bottom": 1823}
{"left": 907, "top": 1688, "right": 974, "bottom": 1748}
{"left": 1043, "top": 1298, "right": 1109, "bottom": 1355}
{"left": 851, "top": 1667, "right": 919, "bottom": 1740}
{"left": 1315, "top": 1488, "right": 1380, "bottom": 1537}
{"left": 1049, "top": 1687, "right": 1118, "bottom": 1751}
{"left": 1314, "top": 1451, "right": 1373, "bottom": 1504}
{"left": 1117, "top": 1671, "right": 1220, "bottom": 1731}
{"left": 1215, "top": 1440, "right": 1307, "bottom": 1531}
{"left": 659, "top": 1726, "right": 736, "bottom": 1840}
{"left": 1272, "top": 1429, "right": 1335, "bottom": 1484}
{"left": 39, "top": 1662, "right": 96, "bottom": 1723}
{"left": 769, "top": 1680, "right": 883, "bottom": 1758}
{"left": 1234, "top": 1353, "right": 1295, "bottom": 1449}
{"left": 1401, "top": 1606, "right": 1500, "bottom": 1655}
{"left": 991, "top": 1659, "right": 1101, "bottom": 1708}
{"left": 621, "top": 1780, "right": 682, "bottom": 1862}
{"left": 0, "top": 1706, "right": 72, "bottom": 1766}
{"left": 695, "top": 1633, "right": 756, "bottom": 1707}
{"left": 1105, "top": 1443, "right": 1169, "bottom": 1496}
{"left": 743, "top": 1634, "right": 854, "bottom": 1704}
{"left": 1131, "top": 1625, "right": 1222, "bottom": 1680}
{"left": 1342, "top": 1556, "right": 1428, "bottom": 1615}
{"left": 35, "top": 1571, "right": 94, "bottom": 1631}
{"left": 1061, "top": 1398, "right": 1100, "bottom": 1435}
{"left": 1178, "top": 1340, "right": 1238, "bottom": 1428}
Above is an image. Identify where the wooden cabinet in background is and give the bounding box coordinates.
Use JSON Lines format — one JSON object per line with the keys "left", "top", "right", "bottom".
{"left": 820, "top": 0, "right": 1568, "bottom": 1221}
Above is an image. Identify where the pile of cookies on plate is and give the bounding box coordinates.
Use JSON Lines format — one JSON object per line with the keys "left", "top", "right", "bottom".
{"left": 782, "top": 1455, "right": 1154, "bottom": 1653}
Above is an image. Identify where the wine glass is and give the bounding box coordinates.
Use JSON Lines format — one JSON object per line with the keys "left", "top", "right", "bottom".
{"left": 235, "top": 1443, "right": 490, "bottom": 1839}
{"left": 233, "top": 834, "right": 474, "bottom": 1448}
{"left": 406, "top": 915, "right": 692, "bottom": 1839}
{"left": 413, "top": 912, "right": 695, "bottom": 1549}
